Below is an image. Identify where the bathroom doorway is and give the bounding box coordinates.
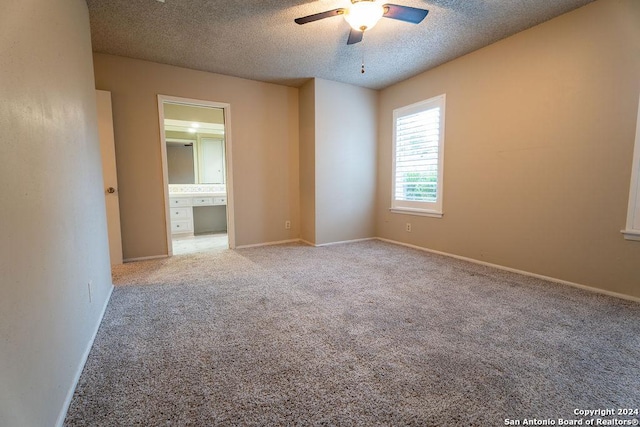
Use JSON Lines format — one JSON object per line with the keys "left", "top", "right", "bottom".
{"left": 158, "top": 95, "right": 235, "bottom": 255}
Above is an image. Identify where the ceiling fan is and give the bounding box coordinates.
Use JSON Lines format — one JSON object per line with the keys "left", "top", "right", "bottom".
{"left": 294, "top": 0, "right": 429, "bottom": 45}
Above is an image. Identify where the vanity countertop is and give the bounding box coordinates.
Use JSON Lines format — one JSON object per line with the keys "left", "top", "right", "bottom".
{"left": 169, "top": 192, "right": 226, "bottom": 198}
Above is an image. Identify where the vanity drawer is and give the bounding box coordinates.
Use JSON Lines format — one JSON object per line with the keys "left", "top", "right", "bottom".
{"left": 192, "top": 197, "right": 214, "bottom": 206}
{"left": 170, "top": 207, "right": 192, "bottom": 219}
{"left": 170, "top": 197, "right": 192, "bottom": 207}
{"left": 213, "top": 197, "right": 227, "bottom": 205}
{"left": 171, "top": 220, "right": 193, "bottom": 233}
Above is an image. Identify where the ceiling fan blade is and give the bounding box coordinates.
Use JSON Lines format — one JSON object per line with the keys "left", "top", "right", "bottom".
{"left": 294, "top": 8, "right": 345, "bottom": 25}
{"left": 382, "top": 4, "right": 429, "bottom": 24}
{"left": 347, "top": 29, "right": 364, "bottom": 45}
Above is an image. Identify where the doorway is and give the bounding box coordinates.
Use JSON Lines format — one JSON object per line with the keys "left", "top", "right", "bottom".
{"left": 158, "top": 95, "right": 235, "bottom": 255}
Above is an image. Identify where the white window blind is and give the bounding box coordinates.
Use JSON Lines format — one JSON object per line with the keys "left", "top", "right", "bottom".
{"left": 391, "top": 94, "right": 445, "bottom": 217}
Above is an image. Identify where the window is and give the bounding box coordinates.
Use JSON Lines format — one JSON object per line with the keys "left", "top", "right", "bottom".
{"left": 622, "top": 94, "right": 640, "bottom": 241}
{"left": 391, "top": 94, "right": 446, "bottom": 217}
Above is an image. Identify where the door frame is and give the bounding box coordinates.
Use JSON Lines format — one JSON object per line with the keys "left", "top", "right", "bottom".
{"left": 157, "top": 94, "right": 236, "bottom": 253}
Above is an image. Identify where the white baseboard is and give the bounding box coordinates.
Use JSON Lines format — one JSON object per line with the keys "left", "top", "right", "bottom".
{"left": 123, "top": 254, "right": 168, "bottom": 263}
{"left": 125, "top": 237, "right": 639, "bottom": 303}
{"left": 55, "top": 283, "right": 114, "bottom": 427}
{"left": 235, "top": 238, "right": 302, "bottom": 249}
{"left": 376, "top": 237, "right": 640, "bottom": 304}
{"left": 238, "top": 237, "right": 376, "bottom": 249}
{"left": 312, "top": 237, "right": 376, "bottom": 247}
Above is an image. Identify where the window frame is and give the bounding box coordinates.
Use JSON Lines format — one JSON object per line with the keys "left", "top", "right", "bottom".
{"left": 622, "top": 94, "right": 640, "bottom": 241}
{"left": 390, "top": 94, "right": 446, "bottom": 218}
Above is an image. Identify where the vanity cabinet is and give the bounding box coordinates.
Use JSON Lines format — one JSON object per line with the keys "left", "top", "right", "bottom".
{"left": 170, "top": 198, "right": 191, "bottom": 207}
{"left": 193, "top": 197, "right": 214, "bottom": 206}
{"left": 169, "top": 195, "right": 226, "bottom": 235}
{"left": 170, "top": 206, "right": 193, "bottom": 234}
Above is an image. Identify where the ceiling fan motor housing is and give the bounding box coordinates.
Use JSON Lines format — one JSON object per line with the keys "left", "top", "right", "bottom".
{"left": 345, "top": 0, "right": 385, "bottom": 32}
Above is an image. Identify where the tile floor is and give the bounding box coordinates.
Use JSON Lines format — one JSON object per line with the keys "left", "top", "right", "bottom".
{"left": 172, "top": 232, "right": 228, "bottom": 255}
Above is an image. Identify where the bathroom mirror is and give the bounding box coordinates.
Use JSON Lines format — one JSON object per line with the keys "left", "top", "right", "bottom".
{"left": 163, "top": 103, "right": 225, "bottom": 184}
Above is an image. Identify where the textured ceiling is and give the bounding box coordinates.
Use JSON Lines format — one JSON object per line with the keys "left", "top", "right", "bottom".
{"left": 86, "top": 0, "right": 594, "bottom": 90}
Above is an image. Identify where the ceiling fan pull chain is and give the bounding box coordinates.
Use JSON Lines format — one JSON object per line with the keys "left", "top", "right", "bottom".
{"left": 361, "top": 39, "right": 366, "bottom": 74}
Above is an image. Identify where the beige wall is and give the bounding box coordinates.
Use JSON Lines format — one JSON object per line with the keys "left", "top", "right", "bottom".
{"left": 163, "top": 103, "right": 224, "bottom": 124}
{"left": 315, "top": 79, "right": 377, "bottom": 245}
{"left": 377, "top": 0, "right": 640, "bottom": 298}
{"left": 0, "top": 1, "right": 113, "bottom": 426}
{"left": 93, "top": 54, "right": 300, "bottom": 257}
{"left": 299, "top": 80, "right": 316, "bottom": 244}
{"left": 298, "top": 78, "right": 378, "bottom": 245}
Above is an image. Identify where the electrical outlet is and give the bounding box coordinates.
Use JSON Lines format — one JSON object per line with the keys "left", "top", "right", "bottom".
{"left": 406, "top": 223, "right": 412, "bottom": 232}
{"left": 285, "top": 220, "right": 291, "bottom": 230}
{"left": 87, "top": 280, "right": 93, "bottom": 303}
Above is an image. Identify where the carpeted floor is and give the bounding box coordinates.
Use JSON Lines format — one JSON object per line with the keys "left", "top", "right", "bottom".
{"left": 64, "top": 240, "right": 640, "bottom": 426}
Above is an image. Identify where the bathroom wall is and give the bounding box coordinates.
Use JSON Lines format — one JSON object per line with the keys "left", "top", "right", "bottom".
{"left": 193, "top": 206, "right": 227, "bottom": 234}
{"left": 167, "top": 145, "right": 195, "bottom": 184}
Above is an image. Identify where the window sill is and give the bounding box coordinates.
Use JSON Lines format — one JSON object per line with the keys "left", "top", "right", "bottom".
{"left": 390, "top": 208, "right": 443, "bottom": 218}
{"left": 621, "top": 229, "right": 640, "bottom": 241}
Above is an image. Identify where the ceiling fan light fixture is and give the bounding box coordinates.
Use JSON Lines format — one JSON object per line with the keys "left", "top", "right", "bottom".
{"left": 344, "top": 0, "right": 384, "bottom": 32}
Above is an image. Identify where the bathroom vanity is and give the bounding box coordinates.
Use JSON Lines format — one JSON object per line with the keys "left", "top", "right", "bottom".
{"left": 168, "top": 184, "right": 227, "bottom": 235}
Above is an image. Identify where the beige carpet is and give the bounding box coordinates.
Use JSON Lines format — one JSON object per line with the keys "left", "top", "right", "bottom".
{"left": 64, "top": 240, "right": 640, "bottom": 426}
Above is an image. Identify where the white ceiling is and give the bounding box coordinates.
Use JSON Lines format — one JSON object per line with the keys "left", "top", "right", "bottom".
{"left": 86, "top": 0, "right": 595, "bottom": 90}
